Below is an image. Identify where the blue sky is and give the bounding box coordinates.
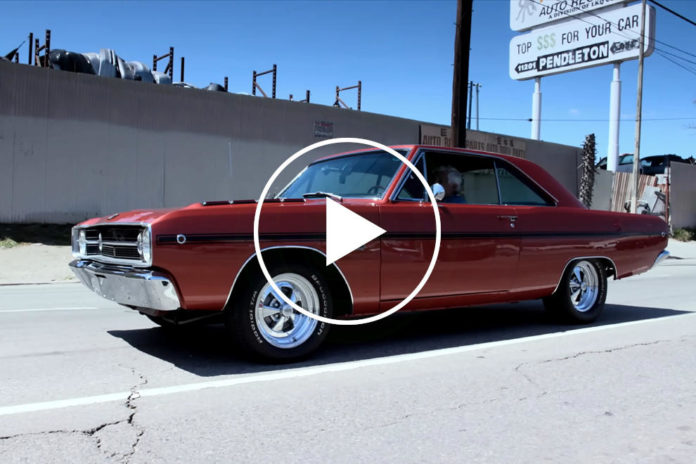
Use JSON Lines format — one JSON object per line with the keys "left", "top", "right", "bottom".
{"left": 2, "top": 0, "right": 695, "bottom": 158}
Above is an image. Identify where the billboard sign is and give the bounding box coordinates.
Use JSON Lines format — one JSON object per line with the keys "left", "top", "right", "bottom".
{"left": 511, "top": 0, "right": 625, "bottom": 31}
{"left": 420, "top": 123, "right": 451, "bottom": 147}
{"left": 509, "top": 3, "right": 655, "bottom": 80}
{"left": 419, "top": 125, "right": 528, "bottom": 158}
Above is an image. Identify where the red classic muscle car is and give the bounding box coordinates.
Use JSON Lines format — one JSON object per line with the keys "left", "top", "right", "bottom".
{"left": 70, "top": 145, "right": 669, "bottom": 361}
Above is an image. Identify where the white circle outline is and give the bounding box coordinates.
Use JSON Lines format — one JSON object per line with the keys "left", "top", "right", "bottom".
{"left": 253, "top": 137, "right": 441, "bottom": 326}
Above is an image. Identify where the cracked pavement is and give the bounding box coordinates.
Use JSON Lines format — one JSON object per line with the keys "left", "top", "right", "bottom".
{"left": 0, "top": 366, "right": 147, "bottom": 464}
{"left": 0, "top": 260, "right": 695, "bottom": 463}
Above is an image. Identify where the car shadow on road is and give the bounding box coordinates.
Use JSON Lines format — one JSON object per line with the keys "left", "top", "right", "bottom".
{"left": 108, "top": 301, "right": 689, "bottom": 377}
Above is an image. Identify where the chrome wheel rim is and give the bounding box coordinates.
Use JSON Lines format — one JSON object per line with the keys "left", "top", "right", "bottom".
{"left": 255, "top": 273, "right": 319, "bottom": 349}
{"left": 568, "top": 261, "right": 599, "bottom": 312}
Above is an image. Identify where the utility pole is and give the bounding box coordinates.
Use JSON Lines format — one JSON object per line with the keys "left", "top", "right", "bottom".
{"left": 475, "top": 83, "right": 481, "bottom": 130}
{"left": 451, "top": 0, "right": 473, "bottom": 148}
{"left": 467, "top": 81, "right": 473, "bottom": 130}
{"left": 607, "top": 63, "right": 621, "bottom": 172}
{"left": 531, "top": 78, "right": 542, "bottom": 140}
{"left": 631, "top": 0, "right": 647, "bottom": 213}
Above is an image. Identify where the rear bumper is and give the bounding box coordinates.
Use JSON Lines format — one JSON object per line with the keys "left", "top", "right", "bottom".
{"left": 652, "top": 250, "right": 670, "bottom": 268}
{"left": 69, "top": 260, "right": 181, "bottom": 311}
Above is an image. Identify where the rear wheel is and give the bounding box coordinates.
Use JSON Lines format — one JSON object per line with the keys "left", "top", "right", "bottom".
{"left": 543, "top": 259, "right": 607, "bottom": 323}
{"left": 226, "top": 265, "right": 332, "bottom": 362}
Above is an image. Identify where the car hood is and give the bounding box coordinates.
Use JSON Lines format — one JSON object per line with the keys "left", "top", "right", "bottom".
{"left": 76, "top": 199, "right": 374, "bottom": 237}
{"left": 77, "top": 208, "right": 180, "bottom": 227}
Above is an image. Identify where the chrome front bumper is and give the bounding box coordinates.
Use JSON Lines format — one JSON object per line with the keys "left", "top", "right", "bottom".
{"left": 69, "top": 260, "right": 181, "bottom": 311}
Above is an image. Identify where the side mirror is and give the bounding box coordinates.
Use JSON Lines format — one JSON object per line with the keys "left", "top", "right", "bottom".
{"left": 429, "top": 183, "right": 445, "bottom": 202}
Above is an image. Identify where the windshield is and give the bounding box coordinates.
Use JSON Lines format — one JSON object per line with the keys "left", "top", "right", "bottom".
{"left": 278, "top": 150, "right": 405, "bottom": 199}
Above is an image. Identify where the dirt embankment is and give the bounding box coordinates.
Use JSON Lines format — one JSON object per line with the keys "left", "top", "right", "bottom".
{"left": 0, "top": 244, "right": 76, "bottom": 285}
{"left": 0, "top": 224, "right": 75, "bottom": 285}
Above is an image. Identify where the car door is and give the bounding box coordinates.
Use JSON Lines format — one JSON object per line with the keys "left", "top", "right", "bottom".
{"left": 491, "top": 160, "right": 580, "bottom": 294}
{"left": 379, "top": 150, "right": 520, "bottom": 305}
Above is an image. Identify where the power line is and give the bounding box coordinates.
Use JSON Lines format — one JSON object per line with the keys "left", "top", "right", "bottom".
{"left": 650, "top": 0, "right": 696, "bottom": 28}
{"left": 651, "top": 35, "right": 696, "bottom": 62}
{"left": 524, "top": 0, "right": 696, "bottom": 68}
{"left": 477, "top": 117, "right": 694, "bottom": 122}
{"left": 655, "top": 50, "right": 696, "bottom": 77}
{"left": 656, "top": 47, "right": 696, "bottom": 67}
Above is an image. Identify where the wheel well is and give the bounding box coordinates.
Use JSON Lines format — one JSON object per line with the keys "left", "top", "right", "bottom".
{"left": 226, "top": 248, "right": 353, "bottom": 317}
{"left": 595, "top": 258, "right": 617, "bottom": 279}
{"left": 553, "top": 256, "right": 617, "bottom": 294}
{"left": 565, "top": 257, "right": 616, "bottom": 279}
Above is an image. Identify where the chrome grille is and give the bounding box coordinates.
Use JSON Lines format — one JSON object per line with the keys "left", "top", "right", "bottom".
{"left": 80, "top": 225, "right": 146, "bottom": 264}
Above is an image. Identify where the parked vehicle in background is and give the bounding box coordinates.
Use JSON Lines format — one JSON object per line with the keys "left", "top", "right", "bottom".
{"left": 597, "top": 153, "right": 693, "bottom": 175}
{"left": 596, "top": 154, "right": 633, "bottom": 172}
{"left": 639, "top": 154, "right": 693, "bottom": 175}
{"left": 70, "top": 145, "right": 670, "bottom": 361}
{"left": 616, "top": 154, "right": 638, "bottom": 173}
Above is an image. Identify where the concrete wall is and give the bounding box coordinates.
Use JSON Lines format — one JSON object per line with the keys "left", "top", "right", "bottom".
{"left": 517, "top": 138, "right": 580, "bottom": 196}
{"left": 0, "top": 61, "right": 422, "bottom": 223}
{"left": 0, "top": 60, "right": 581, "bottom": 223}
{"left": 425, "top": 127, "right": 582, "bottom": 196}
{"left": 670, "top": 164, "right": 696, "bottom": 229}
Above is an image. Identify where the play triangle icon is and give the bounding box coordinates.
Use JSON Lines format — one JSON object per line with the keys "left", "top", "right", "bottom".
{"left": 325, "top": 198, "right": 386, "bottom": 266}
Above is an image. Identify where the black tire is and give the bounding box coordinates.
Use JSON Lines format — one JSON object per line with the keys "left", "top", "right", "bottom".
{"left": 226, "top": 264, "right": 332, "bottom": 362}
{"left": 543, "top": 259, "right": 607, "bottom": 323}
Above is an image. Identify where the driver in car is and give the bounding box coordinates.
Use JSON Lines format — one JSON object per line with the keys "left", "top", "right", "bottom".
{"left": 437, "top": 166, "right": 466, "bottom": 203}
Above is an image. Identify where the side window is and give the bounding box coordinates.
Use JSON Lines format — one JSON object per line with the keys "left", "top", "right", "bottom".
{"left": 426, "top": 152, "right": 499, "bottom": 205}
{"left": 495, "top": 163, "right": 551, "bottom": 206}
{"left": 396, "top": 156, "right": 427, "bottom": 201}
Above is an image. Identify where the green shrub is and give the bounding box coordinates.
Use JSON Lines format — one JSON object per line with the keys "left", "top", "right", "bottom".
{"left": 0, "top": 237, "right": 19, "bottom": 248}
{"left": 673, "top": 228, "right": 695, "bottom": 242}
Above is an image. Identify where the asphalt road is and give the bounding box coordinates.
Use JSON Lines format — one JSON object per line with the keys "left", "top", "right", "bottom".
{"left": 1, "top": 259, "right": 695, "bottom": 463}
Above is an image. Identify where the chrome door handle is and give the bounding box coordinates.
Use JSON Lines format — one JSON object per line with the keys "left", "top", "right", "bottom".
{"left": 497, "top": 215, "right": 517, "bottom": 229}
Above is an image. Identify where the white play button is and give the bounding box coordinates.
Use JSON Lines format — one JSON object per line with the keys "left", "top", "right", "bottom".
{"left": 325, "top": 199, "right": 386, "bottom": 266}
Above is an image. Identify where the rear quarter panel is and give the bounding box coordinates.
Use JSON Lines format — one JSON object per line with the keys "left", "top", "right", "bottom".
{"left": 514, "top": 206, "right": 668, "bottom": 295}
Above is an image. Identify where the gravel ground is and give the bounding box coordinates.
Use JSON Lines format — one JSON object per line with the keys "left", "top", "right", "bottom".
{"left": 0, "top": 239, "right": 694, "bottom": 285}
{"left": 0, "top": 244, "right": 76, "bottom": 285}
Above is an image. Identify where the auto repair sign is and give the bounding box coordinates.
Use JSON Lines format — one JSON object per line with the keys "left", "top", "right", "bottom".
{"left": 511, "top": 0, "right": 624, "bottom": 31}
{"left": 509, "top": 3, "right": 655, "bottom": 80}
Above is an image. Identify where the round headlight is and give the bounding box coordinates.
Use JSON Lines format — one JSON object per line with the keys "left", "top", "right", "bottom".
{"left": 141, "top": 230, "right": 152, "bottom": 264}
{"left": 78, "top": 230, "right": 87, "bottom": 256}
{"left": 136, "top": 232, "right": 143, "bottom": 257}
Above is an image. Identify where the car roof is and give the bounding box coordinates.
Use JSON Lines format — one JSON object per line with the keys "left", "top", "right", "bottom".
{"left": 311, "top": 144, "right": 583, "bottom": 208}
{"left": 641, "top": 154, "right": 685, "bottom": 161}
{"left": 312, "top": 144, "right": 530, "bottom": 165}
{"left": 311, "top": 145, "right": 416, "bottom": 163}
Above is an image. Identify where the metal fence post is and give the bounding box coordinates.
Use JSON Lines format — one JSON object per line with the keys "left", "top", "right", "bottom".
{"left": 357, "top": 80, "right": 362, "bottom": 111}
{"left": 45, "top": 30, "right": 51, "bottom": 60}
{"left": 272, "top": 64, "right": 277, "bottom": 99}
{"left": 168, "top": 47, "right": 174, "bottom": 79}
{"left": 28, "top": 32, "right": 33, "bottom": 65}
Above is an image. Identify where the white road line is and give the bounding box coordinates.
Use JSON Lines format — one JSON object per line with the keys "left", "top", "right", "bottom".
{"left": 0, "top": 307, "right": 97, "bottom": 313}
{"left": 1, "top": 312, "right": 695, "bottom": 417}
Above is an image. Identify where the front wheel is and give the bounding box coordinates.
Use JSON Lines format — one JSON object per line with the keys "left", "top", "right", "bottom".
{"left": 226, "top": 265, "right": 332, "bottom": 362}
{"left": 543, "top": 259, "right": 607, "bottom": 323}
